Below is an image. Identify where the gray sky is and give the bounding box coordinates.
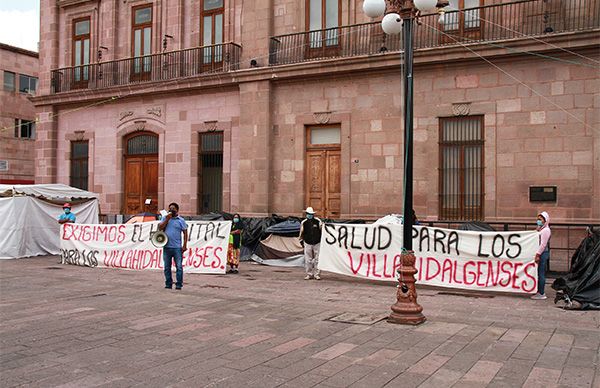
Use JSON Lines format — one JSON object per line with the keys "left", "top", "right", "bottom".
{"left": 0, "top": 0, "right": 40, "bottom": 52}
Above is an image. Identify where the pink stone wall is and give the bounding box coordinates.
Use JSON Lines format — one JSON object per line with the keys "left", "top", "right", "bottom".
{"left": 52, "top": 89, "right": 239, "bottom": 215}
{"left": 41, "top": 0, "right": 251, "bottom": 92}
{"left": 0, "top": 45, "right": 39, "bottom": 183}
{"left": 35, "top": 0, "right": 599, "bottom": 269}
{"left": 268, "top": 53, "right": 599, "bottom": 224}
{"left": 271, "top": 73, "right": 404, "bottom": 218}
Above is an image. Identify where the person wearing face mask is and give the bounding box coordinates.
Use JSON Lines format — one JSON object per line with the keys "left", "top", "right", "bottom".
{"left": 531, "top": 211, "right": 551, "bottom": 300}
{"left": 299, "top": 207, "right": 323, "bottom": 280}
{"left": 158, "top": 202, "right": 188, "bottom": 290}
{"left": 227, "top": 213, "right": 244, "bottom": 274}
{"left": 57, "top": 203, "right": 76, "bottom": 224}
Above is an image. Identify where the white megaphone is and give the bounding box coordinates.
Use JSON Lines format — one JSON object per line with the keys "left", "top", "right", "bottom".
{"left": 150, "top": 231, "right": 169, "bottom": 248}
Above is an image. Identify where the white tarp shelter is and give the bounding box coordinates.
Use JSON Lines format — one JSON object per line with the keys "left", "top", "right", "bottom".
{"left": 0, "top": 184, "right": 99, "bottom": 259}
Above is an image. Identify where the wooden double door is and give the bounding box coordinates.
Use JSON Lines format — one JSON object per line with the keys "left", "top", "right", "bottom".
{"left": 306, "top": 148, "right": 341, "bottom": 219}
{"left": 124, "top": 133, "right": 159, "bottom": 214}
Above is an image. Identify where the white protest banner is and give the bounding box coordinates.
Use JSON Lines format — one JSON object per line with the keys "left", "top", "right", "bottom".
{"left": 318, "top": 224, "right": 540, "bottom": 293}
{"left": 60, "top": 221, "right": 231, "bottom": 274}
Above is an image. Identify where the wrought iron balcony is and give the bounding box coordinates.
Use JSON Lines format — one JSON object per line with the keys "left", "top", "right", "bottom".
{"left": 51, "top": 42, "right": 241, "bottom": 94}
{"left": 269, "top": 0, "right": 599, "bottom": 66}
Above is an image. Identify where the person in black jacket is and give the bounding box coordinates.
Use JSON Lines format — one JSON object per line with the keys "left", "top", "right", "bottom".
{"left": 227, "top": 213, "right": 244, "bottom": 274}
{"left": 299, "top": 207, "right": 323, "bottom": 280}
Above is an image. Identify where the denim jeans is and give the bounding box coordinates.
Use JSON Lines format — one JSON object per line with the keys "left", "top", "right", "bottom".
{"left": 163, "top": 247, "right": 183, "bottom": 288}
{"left": 537, "top": 248, "right": 550, "bottom": 295}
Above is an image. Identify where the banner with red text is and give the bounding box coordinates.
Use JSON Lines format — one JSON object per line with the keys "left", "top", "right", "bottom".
{"left": 318, "top": 224, "right": 540, "bottom": 293}
{"left": 60, "top": 221, "right": 231, "bottom": 274}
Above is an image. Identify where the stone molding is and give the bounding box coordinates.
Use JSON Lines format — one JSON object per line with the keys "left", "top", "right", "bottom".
{"left": 313, "top": 111, "right": 332, "bottom": 124}
{"left": 452, "top": 102, "right": 471, "bottom": 116}
{"left": 203, "top": 121, "right": 218, "bottom": 132}
{"left": 116, "top": 105, "right": 166, "bottom": 129}
{"left": 57, "top": 0, "right": 96, "bottom": 8}
{"left": 147, "top": 107, "right": 162, "bottom": 118}
{"left": 119, "top": 111, "right": 134, "bottom": 121}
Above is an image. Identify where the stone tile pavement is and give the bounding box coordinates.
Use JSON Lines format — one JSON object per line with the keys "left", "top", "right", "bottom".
{"left": 0, "top": 256, "right": 598, "bottom": 387}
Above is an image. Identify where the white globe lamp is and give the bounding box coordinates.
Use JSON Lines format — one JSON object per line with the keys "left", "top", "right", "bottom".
{"left": 381, "top": 13, "right": 403, "bottom": 35}
{"left": 414, "top": 0, "right": 438, "bottom": 12}
{"left": 362, "top": 0, "right": 386, "bottom": 18}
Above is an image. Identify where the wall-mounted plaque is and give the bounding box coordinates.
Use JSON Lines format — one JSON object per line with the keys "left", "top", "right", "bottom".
{"left": 529, "top": 186, "right": 557, "bottom": 202}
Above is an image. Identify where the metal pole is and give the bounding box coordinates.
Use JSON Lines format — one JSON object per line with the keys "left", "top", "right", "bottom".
{"left": 402, "top": 14, "right": 414, "bottom": 251}
{"left": 388, "top": 3, "right": 426, "bottom": 326}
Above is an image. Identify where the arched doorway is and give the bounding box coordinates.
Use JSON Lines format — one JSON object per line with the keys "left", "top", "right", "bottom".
{"left": 123, "top": 132, "right": 159, "bottom": 214}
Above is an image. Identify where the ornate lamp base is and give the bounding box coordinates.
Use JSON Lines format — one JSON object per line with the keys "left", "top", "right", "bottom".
{"left": 388, "top": 250, "right": 426, "bottom": 325}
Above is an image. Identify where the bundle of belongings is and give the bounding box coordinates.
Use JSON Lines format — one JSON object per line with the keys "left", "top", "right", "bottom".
{"left": 552, "top": 227, "right": 600, "bottom": 310}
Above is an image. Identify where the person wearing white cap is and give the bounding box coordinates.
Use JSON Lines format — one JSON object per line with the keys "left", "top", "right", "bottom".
{"left": 531, "top": 211, "right": 551, "bottom": 300}
{"left": 299, "top": 207, "right": 323, "bottom": 280}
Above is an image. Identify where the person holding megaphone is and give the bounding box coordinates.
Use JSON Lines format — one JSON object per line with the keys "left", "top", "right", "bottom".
{"left": 158, "top": 202, "right": 188, "bottom": 290}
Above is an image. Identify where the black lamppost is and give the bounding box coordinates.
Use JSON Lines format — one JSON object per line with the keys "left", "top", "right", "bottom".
{"left": 363, "top": 0, "right": 448, "bottom": 325}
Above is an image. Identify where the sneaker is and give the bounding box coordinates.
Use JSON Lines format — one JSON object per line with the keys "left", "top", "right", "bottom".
{"left": 233, "top": 269, "right": 239, "bottom": 274}
{"left": 175, "top": 286, "right": 182, "bottom": 290}
{"left": 314, "top": 275, "right": 321, "bottom": 280}
{"left": 531, "top": 293, "right": 547, "bottom": 300}
{"left": 304, "top": 275, "right": 312, "bottom": 280}
{"left": 165, "top": 285, "right": 172, "bottom": 289}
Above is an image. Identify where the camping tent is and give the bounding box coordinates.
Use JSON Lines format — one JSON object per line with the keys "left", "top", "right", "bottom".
{"left": 250, "top": 220, "right": 305, "bottom": 267}
{"left": 0, "top": 184, "right": 99, "bottom": 259}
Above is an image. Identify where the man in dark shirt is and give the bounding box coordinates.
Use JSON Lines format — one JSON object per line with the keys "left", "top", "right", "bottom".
{"left": 299, "top": 207, "right": 323, "bottom": 280}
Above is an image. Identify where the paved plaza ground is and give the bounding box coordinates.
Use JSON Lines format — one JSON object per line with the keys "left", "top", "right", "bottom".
{"left": 0, "top": 255, "right": 598, "bottom": 387}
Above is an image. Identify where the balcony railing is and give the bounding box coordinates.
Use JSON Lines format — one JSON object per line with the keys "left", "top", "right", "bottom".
{"left": 51, "top": 42, "right": 241, "bottom": 94}
{"left": 269, "top": 0, "right": 600, "bottom": 66}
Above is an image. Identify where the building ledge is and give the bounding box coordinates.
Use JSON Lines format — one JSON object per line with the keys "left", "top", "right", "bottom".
{"left": 31, "top": 29, "right": 599, "bottom": 107}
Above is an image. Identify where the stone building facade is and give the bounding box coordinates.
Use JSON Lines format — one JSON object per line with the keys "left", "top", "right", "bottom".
{"left": 33, "top": 1, "right": 599, "bottom": 237}
{"left": 0, "top": 44, "right": 39, "bottom": 184}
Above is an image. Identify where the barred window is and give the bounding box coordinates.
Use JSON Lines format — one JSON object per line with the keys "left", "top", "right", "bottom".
{"left": 199, "top": 132, "right": 223, "bottom": 213}
{"left": 127, "top": 134, "right": 158, "bottom": 155}
{"left": 70, "top": 141, "right": 89, "bottom": 190}
{"left": 439, "top": 116, "right": 484, "bottom": 220}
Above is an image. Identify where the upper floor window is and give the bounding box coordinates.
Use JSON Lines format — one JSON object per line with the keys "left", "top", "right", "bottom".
{"left": 439, "top": 116, "right": 484, "bottom": 221}
{"left": 201, "top": 0, "right": 224, "bottom": 64}
{"left": 442, "top": 0, "right": 482, "bottom": 37}
{"left": 307, "top": 0, "right": 340, "bottom": 50}
{"left": 18, "top": 74, "right": 37, "bottom": 94}
{"left": 73, "top": 17, "right": 91, "bottom": 83}
{"left": 14, "top": 118, "right": 36, "bottom": 139}
{"left": 3, "top": 71, "right": 15, "bottom": 91}
{"left": 132, "top": 4, "right": 153, "bottom": 75}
